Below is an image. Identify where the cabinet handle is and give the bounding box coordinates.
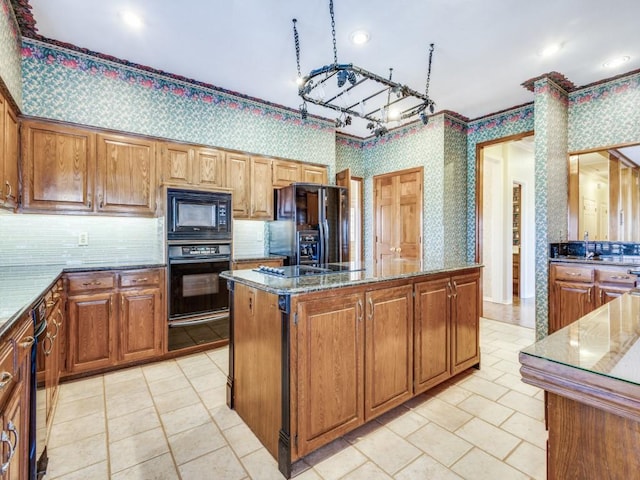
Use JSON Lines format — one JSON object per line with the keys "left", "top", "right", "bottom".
{"left": 50, "top": 320, "right": 60, "bottom": 341}
{"left": 131, "top": 278, "right": 148, "bottom": 283}
{"left": 367, "top": 297, "right": 374, "bottom": 321}
{"left": 610, "top": 275, "right": 630, "bottom": 280}
{"left": 5, "top": 181, "right": 12, "bottom": 199}
{"left": 0, "top": 372, "right": 12, "bottom": 389}
{"left": 99, "top": 194, "right": 104, "bottom": 209}
{"left": 452, "top": 280, "right": 458, "bottom": 297}
{"left": 42, "top": 334, "right": 53, "bottom": 356}
{"left": 81, "top": 281, "right": 102, "bottom": 286}
{"left": 87, "top": 193, "right": 92, "bottom": 209}
{"left": 46, "top": 300, "right": 56, "bottom": 308}
{"left": 7, "top": 421, "right": 18, "bottom": 460}
{"left": 0, "top": 430, "right": 14, "bottom": 474}
{"left": 248, "top": 296, "right": 252, "bottom": 311}
{"left": 396, "top": 247, "right": 401, "bottom": 253}
{"left": 20, "top": 336, "right": 35, "bottom": 349}
{"left": 567, "top": 272, "right": 582, "bottom": 277}
{"left": 587, "top": 287, "right": 592, "bottom": 303}
{"left": 446, "top": 281, "right": 452, "bottom": 298}
{"left": 389, "top": 247, "right": 395, "bottom": 252}
{"left": 600, "top": 289, "right": 604, "bottom": 303}
{"left": 356, "top": 299, "right": 363, "bottom": 322}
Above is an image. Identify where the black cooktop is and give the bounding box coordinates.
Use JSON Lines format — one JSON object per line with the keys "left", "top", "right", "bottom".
{"left": 253, "top": 264, "right": 359, "bottom": 278}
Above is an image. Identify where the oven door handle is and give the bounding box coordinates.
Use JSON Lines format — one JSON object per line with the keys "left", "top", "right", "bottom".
{"left": 169, "top": 313, "right": 229, "bottom": 328}
{"left": 169, "top": 257, "right": 230, "bottom": 264}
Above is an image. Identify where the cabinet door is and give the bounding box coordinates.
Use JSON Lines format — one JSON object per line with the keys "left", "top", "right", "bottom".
{"left": 119, "top": 287, "right": 164, "bottom": 363}
{"left": 161, "top": 142, "right": 192, "bottom": 186}
{"left": 13, "top": 318, "right": 33, "bottom": 480}
{"left": 296, "top": 293, "right": 364, "bottom": 456}
{"left": 364, "top": 285, "right": 413, "bottom": 420}
{"left": 195, "top": 147, "right": 227, "bottom": 188}
{"left": 451, "top": 271, "right": 481, "bottom": 375}
{"left": 96, "top": 134, "right": 157, "bottom": 215}
{"left": 272, "top": 159, "right": 300, "bottom": 187}
{"left": 67, "top": 293, "right": 116, "bottom": 373}
{"left": 414, "top": 277, "right": 451, "bottom": 394}
{"left": 551, "top": 281, "right": 594, "bottom": 333}
{"left": 301, "top": 164, "right": 327, "bottom": 184}
{"left": 2, "top": 102, "right": 18, "bottom": 209}
{"left": 44, "top": 304, "right": 62, "bottom": 428}
{"left": 228, "top": 153, "right": 250, "bottom": 218}
{"left": 21, "top": 121, "right": 96, "bottom": 212}
{"left": 2, "top": 381, "right": 25, "bottom": 480}
{"left": 596, "top": 285, "right": 630, "bottom": 306}
{"left": 250, "top": 157, "right": 273, "bottom": 219}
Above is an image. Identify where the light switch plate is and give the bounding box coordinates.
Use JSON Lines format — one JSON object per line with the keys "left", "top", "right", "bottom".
{"left": 78, "top": 232, "right": 89, "bottom": 246}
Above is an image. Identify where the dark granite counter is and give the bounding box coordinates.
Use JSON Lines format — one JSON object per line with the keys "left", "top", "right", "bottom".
{"left": 220, "top": 261, "right": 482, "bottom": 295}
{"left": 0, "top": 261, "right": 165, "bottom": 337}
{"left": 550, "top": 255, "right": 640, "bottom": 267}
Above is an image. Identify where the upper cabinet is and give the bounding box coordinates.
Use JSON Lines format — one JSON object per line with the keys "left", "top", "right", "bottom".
{"left": 273, "top": 158, "right": 328, "bottom": 188}
{"left": 250, "top": 156, "right": 273, "bottom": 219}
{"left": 0, "top": 94, "right": 19, "bottom": 210}
{"left": 96, "top": 134, "right": 157, "bottom": 216}
{"left": 228, "top": 152, "right": 251, "bottom": 218}
{"left": 21, "top": 120, "right": 96, "bottom": 213}
{"left": 159, "top": 142, "right": 227, "bottom": 189}
{"left": 228, "top": 153, "right": 273, "bottom": 220}
{"left": 301, "top": 163, "right": 328, "bottom": 184}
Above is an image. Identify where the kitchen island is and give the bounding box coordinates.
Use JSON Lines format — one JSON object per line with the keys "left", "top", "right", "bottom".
{"left": 519, "top": 292, "right": 640, "bottom": 479}
{"left": 221, "top": 262, "right": 482, "bottom": 478}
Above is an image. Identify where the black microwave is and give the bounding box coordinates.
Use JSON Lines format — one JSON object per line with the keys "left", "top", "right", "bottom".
{"left": 167, "top": 188, "right": 232, "bottom": 241}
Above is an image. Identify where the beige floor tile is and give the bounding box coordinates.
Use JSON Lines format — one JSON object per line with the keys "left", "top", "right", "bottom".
{"left": 340, "top": 461, "right": 393, "bottom": 480}
{"left": 293, "top": 468, "right": 323, "bottom": 480}
{"left": 188, "top": 369, "right": 228, "bottom": 392}
{"left": 146, "top": 372, "right": 191, "bottom": 397}
{"left": 451, "top": 447, "right": 529, "bottom": 480}
{"left": 407, "top": 422, "right": 472, "bottom": 467}
{"left": 142, "top": 361, "right": 182, "bottom": 384}
{"left": 57, "top": 377, "right": 104, "bottom": 404}
{"left": 505, "top": 441, "right": 546, "bottom": 480}
{"left": 107, "top": 406, "right": 161, "bottom": 442}
{"left": 305, "top": 439, "right": 367, "bottom": 480}
{"left": 109, "top": 427, "right": 169, "bottom": 473}
{"left": 353, "top": 426, "right": 422, "bottom": 475}
{"left": 48, "top": 433, "right": 107, "bottom": 478}
{"left": 168, "top": 422, "right": 227, "bottom": 465}
{"left": 501, "top": 412, "right": 547, "bottom": 449}
{"left": 49, "top": 411, "right": 106, "bottom": 449}
{"left": 494, "top": 372, "right": 542, "bottom": 397}
{"left": 104, "top": 376, "right": 149, "bottom": 398}
{"left": 178, "top": 446, "right": 247, "bottom": 480}
{"left": 394, "top": 454, "right": 463, "bottom": 480}
{"left": 206, "top": 347, "right": 229, "bottom": 371}
{"left": 209, "top": 404, "right": 244, "bottom": 431}
{"left": 457, "top": 394, "right": 514, "bottom": 426}
{"left": 106, "top": 389, "right": 154, "bottom": 419}
{"left": 429, "top": 383, "right": 474, "bottom": 406}
{"left": 470, "top": 365, "right": 505, "bottom": 381}
{"left": 152, "top": 385, "right": 200, "bottom": 414}
{"left": 177, "top": 354, "right": 218, "bottom": 377}
{"left": 103, "top": 367, "right": 144, "bottom": 386}
{"left": 50, "top": 460, "right": 108, "bottom": 480}
{"left": 375, "top": 406, "right": 428, "bottom": 437}
{"left": 160, "top": 402, "right": 212, "bottom": 436}
{"left": 240, "top": 448, "right": 286, "bottom": 480}
{"left": 198, "top": 384, "right": 227, "bottom": 410}
{"left": 223, "top": 422, "right": 264, "bottom": 458}
{"left": 414, "top": 397, "right": 473, "bottom": 432}
{"left": 477, "top": 352, "right": 501, "bottom": 367}
{"left": 492, "top": 359, "right": 523, "bottom": 376}
{"left": 455, "top": 418, "right": 520, "bottom": 460}
{"left": 498, "top": 389, "right": 545, "bottom": 421}
{"left": 111, "top": 452, "right": 179, "bottom": 480}
{"left": 54, "top": 394, "right": 105, "bottom": 424}
{"left": 457, "top": 376, "right": 509, "bottom": 401}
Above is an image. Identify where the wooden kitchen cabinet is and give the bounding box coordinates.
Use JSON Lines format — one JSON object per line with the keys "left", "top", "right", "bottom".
{"left": 364, "top": 285, "right": 413, "bottom": 420}
{"left": 161, "top": 142, "right": 191, "bottom": 186}
{"left": 43, "top": 280, "right": 64, "bottom": 428}
{"left": 301, "top": 164, "right": 327, "bottom": 184}
{"left": 228, "top": 153, "right": 273, "bottom": 219}
{"left": 21, "top": 119, "right": 96, "bottom": 213}
{"left": 228, "top": 152, "right": 250, "bottom": 218}
{"left": 160, "top": 142, "right": 227, "bottom": 189}
{"left": 272, "top": 159, "right": 301, "bottom": 187}
{"left": 194, "top": 147, "right": 227, "bottom": 188}
{"left": 451, "top": 270, "right": 481, "bottom": 374}
{"left": 0, "top": 93, "right": 19, "bottom": 210}
{"left": 96, "top": 133, "right": 157, "bottom": 216}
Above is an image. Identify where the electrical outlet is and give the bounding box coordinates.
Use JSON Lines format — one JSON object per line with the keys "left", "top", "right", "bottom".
{"left": 78, "top": 232, "right": 89, "bottom": 246}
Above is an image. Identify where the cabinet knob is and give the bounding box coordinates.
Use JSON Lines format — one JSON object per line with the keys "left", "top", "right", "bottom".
{"left": 396, "top": 247, "right": 401, "bottom": 253}
{"left": 20, "top": 336, "right": 35, "bottom": 349}
{"left": 4, "top": 181, "right": 12, "bottom": 200}
{"left": 0, "top": 372, "right": 13, "bottom": 389}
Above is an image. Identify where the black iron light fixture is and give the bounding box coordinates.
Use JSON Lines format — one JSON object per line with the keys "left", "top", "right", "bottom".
{"left": 292, "top": 0, "right": 436, "bottom": 137}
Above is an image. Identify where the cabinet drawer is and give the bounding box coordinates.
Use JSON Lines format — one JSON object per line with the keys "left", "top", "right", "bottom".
{"left": 596, "top": 269, "right": 638, "bottom": 285}
{"left": 0, "top": 341, "right": 15, "bottom": 406}
{"left": 553, "top": 265, "right": 594, "bottom": 282}
{"left": 119, "top": 269, "right": 163, "bottom": 288}
{"left": 67, "top": 273, "right": 116, "bottom": 293}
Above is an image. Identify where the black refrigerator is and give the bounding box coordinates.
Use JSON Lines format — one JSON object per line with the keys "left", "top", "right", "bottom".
{"left": 268, "top": 183, "right": 349, "bottom": 266}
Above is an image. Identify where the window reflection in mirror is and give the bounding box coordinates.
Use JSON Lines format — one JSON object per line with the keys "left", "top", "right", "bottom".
{"left": 568, "top": 144, "right": 640, "bottom": 241}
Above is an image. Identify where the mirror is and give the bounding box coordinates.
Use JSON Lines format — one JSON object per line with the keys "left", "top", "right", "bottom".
{"left": 568, "top": 143, "right": 640, "bottom": 241}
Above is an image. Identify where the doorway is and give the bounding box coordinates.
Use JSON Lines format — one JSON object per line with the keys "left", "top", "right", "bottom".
{"left": 477, "top": 134, "right": 535, "bottom": 328}
{"left": 336, "top": 169, "right": 364, "bottom": 263}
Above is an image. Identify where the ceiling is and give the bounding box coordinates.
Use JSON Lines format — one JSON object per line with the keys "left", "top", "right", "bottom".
{"left": 24, "top": 0, "right": 640, "bottom": 138}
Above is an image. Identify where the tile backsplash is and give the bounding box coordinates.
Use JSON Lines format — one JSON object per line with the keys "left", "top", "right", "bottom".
{"left": 0, "top": 213, "right": 163, "bottom": 266}
{"left": 232, "top": 220, "right": 267, "bottom": 258}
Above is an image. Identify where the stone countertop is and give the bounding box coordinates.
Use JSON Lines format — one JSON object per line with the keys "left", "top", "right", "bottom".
{"left": 0, "top": 261, "right": 165, "bottom": 337}
{"left": 220, "top": 261, "right": 482, "bottom": 295}
{"left": 550, "top": 256, "right": 640, "bottom": 268}
{"left": 521, "top": 292, "right": 640, "bottom": 387}
{"left": 231, "top": 254, "right": 287, "bottom": 262}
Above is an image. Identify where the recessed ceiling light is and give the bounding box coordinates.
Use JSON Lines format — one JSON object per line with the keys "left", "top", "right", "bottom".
{"left": 350, "top": 30, "right": 370, "bottom": 45}
{"left": 120, "top": 10, "right": 144, "bottom": 29}
{"left": 603, "top": 55, "right": 631, "bottom": 68}
{"left": 539, "top": 43, "right": 561, "bottom": 57}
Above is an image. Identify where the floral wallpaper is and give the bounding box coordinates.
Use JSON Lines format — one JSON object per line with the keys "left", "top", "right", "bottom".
{"left": 21, "top": 39, "right": 337, "bottom": 175}
{"left": 0, "top": 0, "right": 21, "bottom": 107}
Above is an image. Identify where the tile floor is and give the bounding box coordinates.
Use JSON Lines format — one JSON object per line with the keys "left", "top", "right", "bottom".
{"left": 48, "top": 318, "right": 546, "bottom": 480}
{"left": 483, "top": 298, "right": 536, "bottom": 329}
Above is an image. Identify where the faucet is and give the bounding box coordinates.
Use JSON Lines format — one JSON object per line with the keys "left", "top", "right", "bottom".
{"left": 584, "top": 231, "right": 594, "bottom": 259}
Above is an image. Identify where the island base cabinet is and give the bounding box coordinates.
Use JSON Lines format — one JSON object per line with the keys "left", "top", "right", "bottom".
{"left": 451, "top": 271, "right": 481, "bottom": 374}
{"left": 295, "top": 293, "right": 364, "bottom": 457}
{"left": 547, "top": 392, "right": 640, "bottom": 479}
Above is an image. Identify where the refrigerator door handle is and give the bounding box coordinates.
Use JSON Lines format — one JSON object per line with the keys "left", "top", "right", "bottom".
{"left": 323, "top": 219, "right": 329, "bottom": 264}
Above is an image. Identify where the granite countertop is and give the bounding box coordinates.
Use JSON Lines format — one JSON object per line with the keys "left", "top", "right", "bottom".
{"left": 0, "top": 261, "right": 165, "bottom": 338}
{"left": 232, "top": 254, "right": 287, "bottom": 262}
{"left": 521, "top": 292, "right": 640, "bottom": 386}
{"left": 550, "top": 255, "right": 640, "bottom": 267}
{"left": 220, "top": 261, "right": 482, "bottom": 295}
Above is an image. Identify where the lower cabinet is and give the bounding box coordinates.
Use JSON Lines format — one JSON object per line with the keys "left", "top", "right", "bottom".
{"left": 65, "top": 268, "right": 165, "bottom": 375}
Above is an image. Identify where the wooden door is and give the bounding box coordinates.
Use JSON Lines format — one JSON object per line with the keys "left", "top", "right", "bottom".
{"left": 21, "top": 120, "right": 96, "bottom": 212}
{"left": 551, "top": 281, "right": 594, "bottom": 333}
{"left": 195, "top": 147, "right": 227, "bottom": 188}
{"left": 374, "top": 168, "right": 423, "bottom": 275}
{"left": 250, "top": 157, "right": 273, "bottom": 219}
{"left": 451, "top": 271, "right": 481, "bottom": 374}
{"left": 272, "top": 159, "right": 300, "bottom": 187}
{"left": 414, "top": 277, "right": 451, "bottom": 394}
{"left": 301, "top": 164, "right": 327, "bottom": 184}
{"left": 67, "top": 293, "right": 116, "bottom": 373}
{"left": 228, "top": 153, "right": 250, "bottom": 218}
{"left": 296, "top": 293, "right": 364, "bottom": 456}
{"left": 364, "top": 285, "right": 413, "bottom": 420}
{"left": 160, "top": 142, "right": 192, "bottom": 186}
{"left": 119, "top": 288, "right": 163, "bottom": 363}
{"left": 3, "top": 102, "right": 19, "bottom": 208}
{"left": 96, "top": 134, "right": 157, "bottom": 215}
